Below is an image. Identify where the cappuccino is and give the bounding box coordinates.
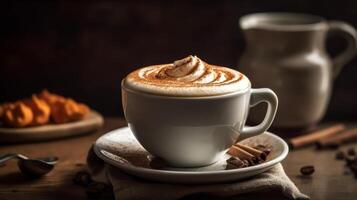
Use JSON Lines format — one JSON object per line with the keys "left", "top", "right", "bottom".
{"left": 121, "top": 55, "right": 278, "bottom": 167}
{"left": 124, "top": 56, "right": 250, "bottom": 96}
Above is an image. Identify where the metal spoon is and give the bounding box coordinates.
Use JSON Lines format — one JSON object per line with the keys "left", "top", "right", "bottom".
{"left": 0, "top": 153, "right": 58, "bottom": 177}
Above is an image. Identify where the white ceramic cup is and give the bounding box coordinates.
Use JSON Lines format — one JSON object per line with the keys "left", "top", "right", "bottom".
{"left": 121, "top": 81, "right": 278, "bottom": 167}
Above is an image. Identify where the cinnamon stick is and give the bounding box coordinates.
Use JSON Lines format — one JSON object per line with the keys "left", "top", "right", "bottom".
{"left": 253, "top": 144, "right": 271, "bottom": 156}
{"left": 228, "top": 145, "right": 257, "bottom": 164}
{"left": 288, "top": 123, "right": 346, "bottom": 149}
{"left": 316, "top": 128, "right": 357, "bottom": 149}
{"left": 234, "top": 143, "right": 267, "bottom": 161}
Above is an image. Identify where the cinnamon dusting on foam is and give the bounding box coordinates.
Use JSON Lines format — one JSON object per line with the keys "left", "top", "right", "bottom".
{"left": 124, "top": 55, "right": 250, "bottom": 96}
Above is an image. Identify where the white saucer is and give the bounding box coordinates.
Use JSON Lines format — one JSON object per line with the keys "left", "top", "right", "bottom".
{"left": 94, "top": 127, "right": 289, "bottom": 184}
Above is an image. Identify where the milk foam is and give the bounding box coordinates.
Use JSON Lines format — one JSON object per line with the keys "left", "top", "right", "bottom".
{"left": 124, "top": 56, "right": 250, "bottom": 96}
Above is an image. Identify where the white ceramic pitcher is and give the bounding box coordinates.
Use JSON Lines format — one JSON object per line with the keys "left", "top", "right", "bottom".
{"left": 238, "top": 13, "right": 357, "bottom": 129}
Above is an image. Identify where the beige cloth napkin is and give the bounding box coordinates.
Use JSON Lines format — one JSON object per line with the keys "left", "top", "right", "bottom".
{"left": 87, "top": 147, "right": 309, "bottom": 200}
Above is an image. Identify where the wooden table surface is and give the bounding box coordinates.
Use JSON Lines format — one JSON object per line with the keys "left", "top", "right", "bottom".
{"left": 0, "top": 118, "right": 356, "bottom": 200}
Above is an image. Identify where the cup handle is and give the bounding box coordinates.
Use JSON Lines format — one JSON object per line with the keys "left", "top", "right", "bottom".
{"left": 237, "top": 88, "right": 278, "bottom": 141}
{"left": 327, "top": 21, "right": 357, "bottom": 78}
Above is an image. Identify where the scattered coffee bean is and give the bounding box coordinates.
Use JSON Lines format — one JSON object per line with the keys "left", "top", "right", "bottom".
{"left": 73, "top": 171, "right": 92, "bottom": 187}
{"left": 344, "top": 154, "right": 357, "bottom": 179}
{"left": 242, "top": 159, "right": 250, "bottom": 167}
{"left": 335, "top": 151, "right": 345, "bottom": 160}
{"left": 300, "top": 165, "right": 315, "bottom": 176}
{"left": 72, "top": 170, "right": 112, "bottom": 198}
{"left": 226, "top": 157, "right": 245, "bottom": 169}
{"left": 345, "top": 155, "right": 356, "bottom": 166}
{"left": 350, "top": 164, "right": 357, "bottom": 173}
{"left": 256, "top": 157, "right": 264, "bottom": 164}
{"left": 347, "top": 148, "right": 356, "bottom": 156}
{"left": 263, "top": 149, "right": 271, "bottom": 156}
{"left": 253, "top": 157, "right": 261, "bottom": 165}
{"left": 225, "top": 157, "right": 252, "bottom": 169}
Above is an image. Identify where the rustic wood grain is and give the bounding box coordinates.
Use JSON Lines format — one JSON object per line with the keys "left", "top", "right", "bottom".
{"left": 0, "top": 118, "right": 356, "bottom": 200}
{"left": 0, "top": 118, "right": 125, "bottom": 200}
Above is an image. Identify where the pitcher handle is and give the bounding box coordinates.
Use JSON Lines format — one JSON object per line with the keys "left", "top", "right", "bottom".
{"left": 238, "top": 88, "right": 278, "bottom": 141}
{"left": 327, "top": 21, "right": 357, "bottom": 78}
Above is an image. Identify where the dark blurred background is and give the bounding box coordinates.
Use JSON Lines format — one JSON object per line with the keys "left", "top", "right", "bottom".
{"left": 0, "top": 0, "right": 356, "bottom": 120}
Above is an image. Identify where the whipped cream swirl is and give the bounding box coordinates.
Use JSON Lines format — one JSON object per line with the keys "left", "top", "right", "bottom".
{"left": 124, "top": 55, "right": 250, "bottom": 96}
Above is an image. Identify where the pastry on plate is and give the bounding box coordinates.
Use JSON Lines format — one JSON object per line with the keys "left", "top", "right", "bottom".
{"left": 39, "top": 90, "right": 90, "bottom": 124}
{"left": 1, "top": 102, "right": 34, "bottom": 127}
{"left": 0, "top": 90, "right": 91, "bottom": 127}
{"left": 23, "top": 95, "right": 51, "bottom": 126}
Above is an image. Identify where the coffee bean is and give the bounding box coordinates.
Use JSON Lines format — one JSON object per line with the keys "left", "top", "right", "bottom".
{"left": 256, "top": 157, "right": 264, "bottom": 164}
{"left": 335, "top": 151, "right": 345, "bottom": 160}
{"left": 73, "top": 171, "right": 92, "bottom": 187}
{"left": 263, "top": 149, "right": 271, "bottom": 156}
{"left": 242, "top": 159, "right": 250, "bottom": 167}
{"left": 226, "top": 157, "right": 245, "bottom": 169}
{"left": 348, "top": 159, "right": 357, "bottom": 169}
{"left": 350, "top": 164, "right": 357, "bottom": 173}
{"left": 347, "top": 148, "right": 356, "bottom": 156}
{"left": 300, "top": 165, "right": 315, "bottom": 176}
{"left": 345, "top": 155, "right": 356, "bottom": 166}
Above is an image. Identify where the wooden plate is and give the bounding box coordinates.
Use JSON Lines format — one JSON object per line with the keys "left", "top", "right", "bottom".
{"left": 0, "top": 111, "right": 104, "bottom": 143}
